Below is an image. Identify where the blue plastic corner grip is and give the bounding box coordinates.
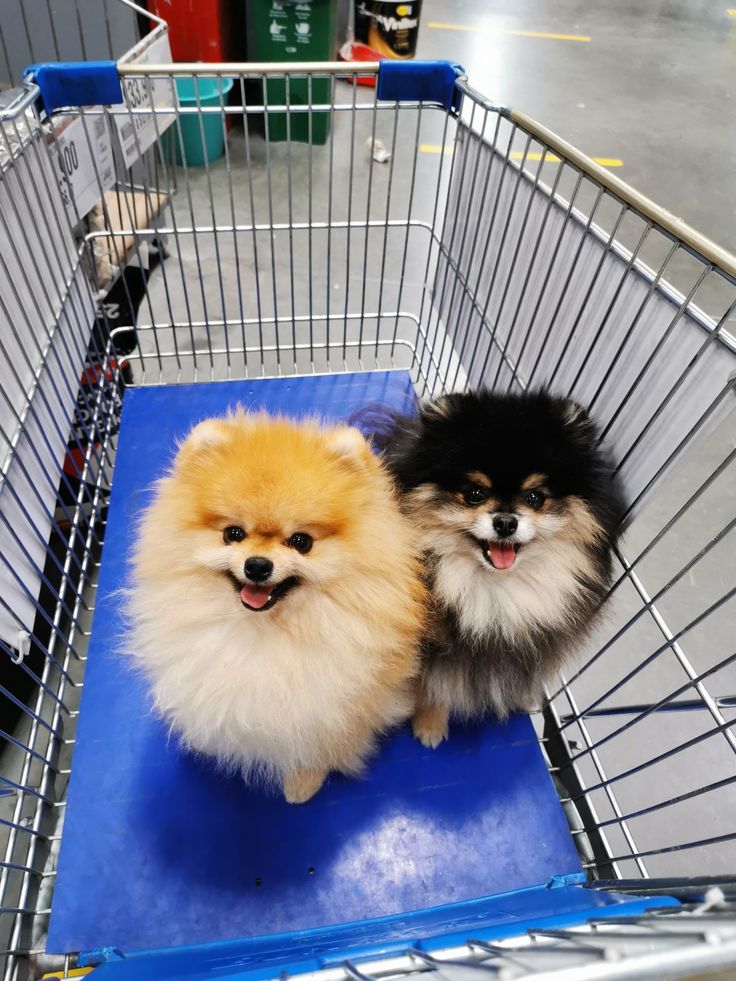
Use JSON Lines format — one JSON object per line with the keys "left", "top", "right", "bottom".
{"left": 24, "top": 61, "right": 123, "bottom": 114}
{"left": 377, "top": 60, "right": 464, "bottom": 112}
{"left": 547, "top": 871, "right": 588, "bottom": 889}
{"left": 78, "top": 947, "right": 125, "bottom": 968}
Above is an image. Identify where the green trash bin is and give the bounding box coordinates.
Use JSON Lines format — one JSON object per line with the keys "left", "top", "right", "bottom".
{"left": 247, "top": 0, "right": 337, "bottom": 145}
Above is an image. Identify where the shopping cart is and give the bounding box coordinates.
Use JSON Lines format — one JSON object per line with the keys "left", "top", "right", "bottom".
{"left": 1, "top": 5, "right": 735, "bottom": 978}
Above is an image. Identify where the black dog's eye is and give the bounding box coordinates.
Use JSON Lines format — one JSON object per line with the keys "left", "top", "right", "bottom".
{"left": 524, "top": 490, "right": 545, "bottom": 511}
{"left": 223, "top": 525, "right": 246, "bottom": 544}
{"left": 287, "top": 532, "right": 313, "bottom": 554}
{"left": 463, "top": 485, "right": 490, "bottom": 506}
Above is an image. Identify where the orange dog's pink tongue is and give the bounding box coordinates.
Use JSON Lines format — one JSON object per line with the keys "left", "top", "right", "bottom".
{"left": 489, "top": 542, "right": 517, "bottom": 570}
{"left": 240, "top": 584, "right": 273, "bottom": 609}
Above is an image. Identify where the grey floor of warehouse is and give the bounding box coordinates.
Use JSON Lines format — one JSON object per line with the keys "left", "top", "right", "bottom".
{"left": 418, "top": 0, "right": 736, "bottom": 256}
{"left": 124, "top": 0, "right": 736, "bottom": 881}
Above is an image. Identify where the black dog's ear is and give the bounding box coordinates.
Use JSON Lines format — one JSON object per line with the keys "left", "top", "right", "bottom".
{"left": 561, "top": 398, "right": 598, "bottom": 439}
{"left": 422, "top": 392, "right": 463, "bottom": 422}
{"left": 562, "top": 398, "right": 588, "bottom": 425}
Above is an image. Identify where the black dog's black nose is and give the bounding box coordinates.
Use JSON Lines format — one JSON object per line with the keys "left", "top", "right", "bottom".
{"left": 243, "top": 556, "right": 273, "bottom": 582}
{"left": 493, "top": 514, "right": 518, "bottom": 538}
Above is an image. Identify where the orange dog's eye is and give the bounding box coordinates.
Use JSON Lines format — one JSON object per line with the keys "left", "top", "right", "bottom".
{"left": 287, "top": 532, "right": 313, "bottom": 554}
{"left": 223, "top": 525, "right": 246, "bottom": 544}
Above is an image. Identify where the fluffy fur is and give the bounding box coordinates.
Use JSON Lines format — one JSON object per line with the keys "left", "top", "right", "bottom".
{"left": 129, "top": 412, "right": 425, "bottom": 802}
{"left": 382, "top": 390, "right": 624, "bottom": 745}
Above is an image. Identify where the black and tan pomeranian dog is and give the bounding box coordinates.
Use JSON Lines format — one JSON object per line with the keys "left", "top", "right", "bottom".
{"left": 381, "top": 390, "right": 623, "bottom": 747}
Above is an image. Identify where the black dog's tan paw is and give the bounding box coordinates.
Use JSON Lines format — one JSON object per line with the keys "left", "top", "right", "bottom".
{"left": 412, "top": 705, "right": 449, "bottom": 749}
{"left": 283, "top": 768, "right": 326, "bottom": 804}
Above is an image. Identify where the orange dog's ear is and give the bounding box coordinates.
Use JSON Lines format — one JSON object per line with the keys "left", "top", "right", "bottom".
{"left": 325, "top": 426, "right": 374, "bottom": 470}
{"left": 175, "top": 419, "right": 229, "bottom": 465}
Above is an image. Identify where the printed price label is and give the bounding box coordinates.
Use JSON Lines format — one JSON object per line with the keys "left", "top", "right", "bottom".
{"left": 50, "top": 110, "right": 115, "bottom": 222}
{"left": 115, "top": 29, "right": 176, "bottom": 168}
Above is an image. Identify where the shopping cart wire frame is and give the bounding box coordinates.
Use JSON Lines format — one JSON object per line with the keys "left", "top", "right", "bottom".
{"left": 1, "top": 38, "right": 735, "bottom": 981}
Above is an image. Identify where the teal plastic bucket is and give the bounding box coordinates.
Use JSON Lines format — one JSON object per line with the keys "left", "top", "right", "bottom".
{"left": 168, "top": 76, "right": 234, "bottom": 167}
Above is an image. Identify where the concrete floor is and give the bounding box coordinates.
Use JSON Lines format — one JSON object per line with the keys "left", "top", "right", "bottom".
{"left": 416, "top": 0, "right": 736, "bottom": 255}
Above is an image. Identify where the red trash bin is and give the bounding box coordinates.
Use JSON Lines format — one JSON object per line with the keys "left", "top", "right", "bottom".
{"left": 147, "top": 0, "right": 234, "bottom": 62}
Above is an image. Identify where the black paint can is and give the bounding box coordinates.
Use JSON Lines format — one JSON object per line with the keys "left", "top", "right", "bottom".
{"left": 354, "top": 1, "right": 423, "bottom": 59}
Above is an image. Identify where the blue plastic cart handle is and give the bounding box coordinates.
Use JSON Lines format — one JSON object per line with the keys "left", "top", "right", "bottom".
{"left": 24, "top": 61, "right": 123, "bottom": 114}
{"left": 377, "top": 60, "right": 465, "bottom": 112}
{"left": 24, "top": 60, "right": 463, "bottom": 116}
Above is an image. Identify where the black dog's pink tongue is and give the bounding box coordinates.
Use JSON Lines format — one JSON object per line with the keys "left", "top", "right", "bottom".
{"left": 488, "top": 542, "right": 517, "bottom": 570}
{"left": 240, "top": 584, "right": 273, "bottom": 609}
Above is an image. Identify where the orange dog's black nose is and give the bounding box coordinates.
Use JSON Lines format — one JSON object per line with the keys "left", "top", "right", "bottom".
{"left": 244, "top": 556, "right": 273, "bottom": 582}
{"left": 492, "top": 515, "right": 518, "bottom": 538}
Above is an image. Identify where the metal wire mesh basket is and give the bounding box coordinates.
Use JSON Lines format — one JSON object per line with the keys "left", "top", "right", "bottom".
{"left": 0, "top": 6, "right": 735, "bottom": 977}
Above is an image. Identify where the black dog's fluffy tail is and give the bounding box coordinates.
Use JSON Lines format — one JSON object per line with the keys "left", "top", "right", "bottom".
{"left": 348, "top": 403, "right": 408, "bottom": 454}
{"left": 348, "top": 403, "right": 423, "bottom": 492}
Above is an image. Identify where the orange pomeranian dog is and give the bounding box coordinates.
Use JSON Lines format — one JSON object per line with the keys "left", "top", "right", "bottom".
{"left": 129, "top": 411, "right": 426, "bottom": 803}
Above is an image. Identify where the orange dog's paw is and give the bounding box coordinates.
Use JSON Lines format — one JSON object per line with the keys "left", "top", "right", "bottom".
{"left": 412, "top": 705, "right": 449, "bottom": 749}
{"left": 283, "top": 768, "right": 327, "bottom": 804}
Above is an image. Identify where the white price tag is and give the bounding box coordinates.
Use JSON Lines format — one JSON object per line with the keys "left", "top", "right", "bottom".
{"left": 115, "top": 29, "right": 176, "bottom": 168}
{"left": 50, "top": 111, "right": 115, "bottom": 222}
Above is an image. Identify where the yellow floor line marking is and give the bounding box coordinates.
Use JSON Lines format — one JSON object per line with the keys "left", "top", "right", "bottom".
{"left": 427, "top": 21, "right": 591, "bottom": 42}
{"left": 727, "top": 8, "right": 736, "bottom": 15}
{"left": 419, "top": 145, "right": 623, "bottom": 167}
{"left": 580, "top": 157, "right": 623, "bottom": 168}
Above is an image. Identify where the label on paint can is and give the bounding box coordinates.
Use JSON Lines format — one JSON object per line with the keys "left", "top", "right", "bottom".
{"left": 354, "top": 1, "right": 423, "bottom": 59}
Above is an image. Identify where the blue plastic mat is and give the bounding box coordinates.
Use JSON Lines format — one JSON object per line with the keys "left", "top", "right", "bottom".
{"left": 47, "top": 370, "right": 581, "bottom": 955}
